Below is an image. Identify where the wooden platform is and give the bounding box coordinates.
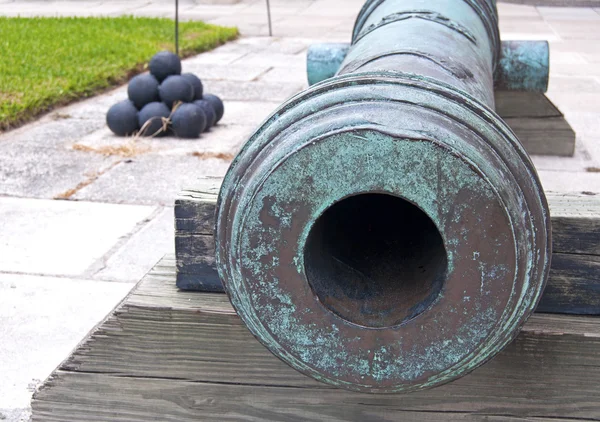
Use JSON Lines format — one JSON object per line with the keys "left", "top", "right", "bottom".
{"left": 175, "top": 177, "right": 600, "bottom": 314}
{"left": 31, "top": 255, "right": 600, "bottom": 421}
{"left": 495, "top": 91, "right": 576, "bottom": 157}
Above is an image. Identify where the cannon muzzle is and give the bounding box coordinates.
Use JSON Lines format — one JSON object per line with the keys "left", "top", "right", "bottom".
{"left": 216, "top": 0, "right": 551, "bottom": 393}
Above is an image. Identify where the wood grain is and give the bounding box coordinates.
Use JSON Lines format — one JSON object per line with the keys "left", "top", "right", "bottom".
{"left": 495, "top": 91, "right": 576, "bottom": 157}
{"left": 495, "top": 91, "right": 562, "bottom": 118}
{"left": 31, "top": 257, "right": 600, "bottom": 421}
{"left": 175, "top": 178, "right": 600, "bottom": 314}
{"left": 175, "top": 179, "right": 600, "bottom": 251}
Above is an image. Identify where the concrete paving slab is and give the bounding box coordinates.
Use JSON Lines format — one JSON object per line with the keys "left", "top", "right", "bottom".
{"left": 0, "top": 111, "right": 107, "bottom": 148}
{"left": 259, "top": 65, "right": 309, "bottom": 83}
{"left": 550, "top": 51, "right": 588, "bottom": 65}
{"left": 0, "top": 197, "right": 155, "bottom": 276}
{"left": 208, "top": 12, "right": 284, "bottom": 26}
{"left": 265, "top": 38, "right": 315, "bottom": 54}
{"left": 206, "top": 79, "right": 303, "bottom": 101}
{"left": 546, "top": 76, "right": 600, "bottom": 113}
{"left": 218, "top": 37, "right": 314, "bottom": 55}
{"left": 548, "top": 90, "right": 600, "bottom": 113}
{"left": 580, "top": 136, "right": 600, "bottom": 164}
{"left": 184, "top": 51, "right": 250, "bottom": 65}
{"left": 74, "top": 122, "right": 254, "bottom": 157}
{"left": 72, "top": 154, "right": 231, "bottom": 205}
{"left": 538, "top": 6, "right": 600, "bottom": 20}
{"left": 221, "top": 99, "right": 279, "bottom": 126}
{"left": 270, "top": 21, "right": 351, "bottom": 38}
{"left": 241, "top": 2, "right": 312, "bottom": 15}
{"left": 93, "top": 207, "right": 174, "bottom": 282}
{"left": 563, "top": 111, "right": 600, "bottom": 137}
{"left": 184, "top": 62, "right": 272, "bottom": 81}
{"left": 186, "top": 4, "right": 250, "bottom": 15}
{"left": 548, "top": 62, "right": 600, "bottom": 78}
{"left": 0, "top": 141, "right": 117, "bottom": 200}
{"left": 499, "top": 18, "right": 559, "bottom": 38}
{"left": 531, "top": 139, "right": 597, "bottom": 172}
{"left": 548, "top": 19, "right": 600, "bottom": 39}
{"left": 497, "top": 2, "right": 541, "bottom": 17}
{"left": 47, "top": 87, "right": 128, "bottom": 121}
{"left": 550, "top": 39, "right": 600, "bottom": 59}
{"left": 0, "top": 408, "right": 30, "bottom": 422}
{"left": 299, "top": 3, "right": 362, "bottom": 17}
{"left": 231, "top": 51, "right": 306, "bottom": 68}
{"left": 538, "top": 170, "right": 600, "bottom": 192}
{"left": 0, "top": 273, "right": 134, "bottom": 418}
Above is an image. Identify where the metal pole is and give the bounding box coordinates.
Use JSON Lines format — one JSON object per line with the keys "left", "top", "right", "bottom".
{"left": 175, "top": 0, "right": 180, "bottom": 55}
{"left": 266, "top": 0, "right": 273, "bottom": 37}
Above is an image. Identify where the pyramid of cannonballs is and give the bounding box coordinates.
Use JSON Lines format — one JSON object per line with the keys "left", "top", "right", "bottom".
{"left": 106, "top": 51, "right": 224, "bottom": 139}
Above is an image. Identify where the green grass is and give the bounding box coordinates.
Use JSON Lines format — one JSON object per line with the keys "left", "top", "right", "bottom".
{"left": 0, "top": 16, "right": 238, "bottom": 130}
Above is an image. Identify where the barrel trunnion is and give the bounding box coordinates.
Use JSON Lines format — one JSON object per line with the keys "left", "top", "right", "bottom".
{"left": 213, "top": 0, "right": 554, "bottom": 393}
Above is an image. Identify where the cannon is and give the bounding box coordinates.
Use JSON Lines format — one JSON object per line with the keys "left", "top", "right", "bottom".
{"left": 215, "top": 0, "right": 551, "bottom": 393}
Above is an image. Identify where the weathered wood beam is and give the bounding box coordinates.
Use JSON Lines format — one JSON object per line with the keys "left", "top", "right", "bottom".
{"left": 175, "top": 177, "right": 600, "bottom": 315}
{"left": 31, "top": 256, "right": 600, "bottom": 421}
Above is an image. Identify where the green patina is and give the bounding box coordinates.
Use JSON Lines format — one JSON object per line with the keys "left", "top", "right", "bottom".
{"left": 307, "top": 41, "right": 549, "bottom": 92}
{"left": 216, "top": 0, "right": 551, "bottom": 393}
{"left": 230, "top": 131, "right": 517, "bottom": 388}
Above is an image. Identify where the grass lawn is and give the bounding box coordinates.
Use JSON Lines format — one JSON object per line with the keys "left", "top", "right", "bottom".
{"left": 0, "top": 16, "right": 238, "bottom": 130}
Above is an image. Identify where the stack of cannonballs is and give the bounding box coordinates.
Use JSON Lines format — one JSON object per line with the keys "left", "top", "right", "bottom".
{"left": 106, "top": 51, "right": 224, "bottom": 139}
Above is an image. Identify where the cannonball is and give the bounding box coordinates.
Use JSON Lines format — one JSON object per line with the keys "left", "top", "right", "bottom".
{"left": 203, "top": 93, "right": 224, "bottom": 123}
{"left": 193, "top": 99, "right": 216, "bottom": 131}
{"left": 159, "top": 75, "right": 194, "bottom": 109}
{"left": 138, "top": 102, "right": 171, "bottom": 137}
{"left": 181, "top": 73, "right": 203, "bottom": 100}
{"left": 127, "top": 74, "right": 160, "bottom": 109}
{"left": 171, "top": 103, "right": 207, "bottom": 138}
{"left": 106, "top": 100, "right": 139, "bottom": 136}
{"left": 149, "top": 51, "right": 182, "bottom": 83}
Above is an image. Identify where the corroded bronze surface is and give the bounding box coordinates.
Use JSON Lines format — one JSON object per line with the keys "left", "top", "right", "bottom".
{"left": 216, "top": 0, "right": 551, "bottom": 393}
{"left": 307, "top": 40, "right": 550, "bottom": 90}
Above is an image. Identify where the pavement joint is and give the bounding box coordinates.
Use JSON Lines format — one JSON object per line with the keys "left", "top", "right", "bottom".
{"left": 83, "top": 205, "right": 166, "bottom": 279}
{"left": 52, "top": 159, "right": 123, "bottom": 200}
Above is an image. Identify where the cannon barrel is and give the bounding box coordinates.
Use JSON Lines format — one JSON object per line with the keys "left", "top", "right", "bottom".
{"left": 216, "top": 0, "right": 551, "bottom": 393}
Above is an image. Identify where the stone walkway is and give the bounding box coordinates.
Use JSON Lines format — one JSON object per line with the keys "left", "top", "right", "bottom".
{"left": 1, "top": 2, "right": 599, "bottom": 421}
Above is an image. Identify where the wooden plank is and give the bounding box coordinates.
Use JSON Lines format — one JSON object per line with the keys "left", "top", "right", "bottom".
{"left": 175, "top": 178, "right": 600, "bottom": 314}
{"left": 32, "top": 372, "right": 600, "bottom": 422}
{"left": 175, "top": 249, "right": 600, "bottom": 314}
{"left": 538, "top": 253, "right": 600, "bottom": 314}
{"left": 175, "top": 177, "right": 600, "bottom": 247}
{"left": 175, "top": 179, "right": 600, "bottom": 251}
{"left": 504, "top": 116, "right": 576, "bottom": 156}
{"left": 175, "top": 234, "right": 221, "bottom": 290}
{"left": 174, "top": 176, "right": 220, "bottom": 236}
{"left": 550, "top": 193, "right": 600, "bottom": 256}
{"left": 494, "top": 92, "right": 576, "bottom": 156}
{"left": 495, "top": 91, "right": 561, "bottom": 118}
{"left": 31, "top": 258, "right": 600, "bottom": 421}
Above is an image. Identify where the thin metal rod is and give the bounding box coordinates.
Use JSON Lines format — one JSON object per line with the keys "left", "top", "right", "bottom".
{"left": 266, "top": 0, "right": 273, "bottom": 37}
{"left": 175, "top": 0, "right": 180, "bottom": 55}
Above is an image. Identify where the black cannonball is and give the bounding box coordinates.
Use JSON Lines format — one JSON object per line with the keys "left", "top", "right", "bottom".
{"left": 159, "top": 75, "right": 194, "bottom": 109}
{"left": 149, "top": 51, "right": 181, "bottom": 83}
{"left": 193, "top": 99, "right": 216, "bottom": 131}
{"left": 181, "top": 73, "right": 203, "bottom": 100}
{"left": 138, "top": 102, "right": 171, "bottom": 137}
{"left": 127, "top": 74, "right": 159, "bottom": 109}
{"left": 106, "top": 100, "right": 139, "bottom": 136}
{"left": 203, "top": 93, "right": 224, "bottom": 124}
{"left": 171, "top": 103, "right": 206, "bottom": 138}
